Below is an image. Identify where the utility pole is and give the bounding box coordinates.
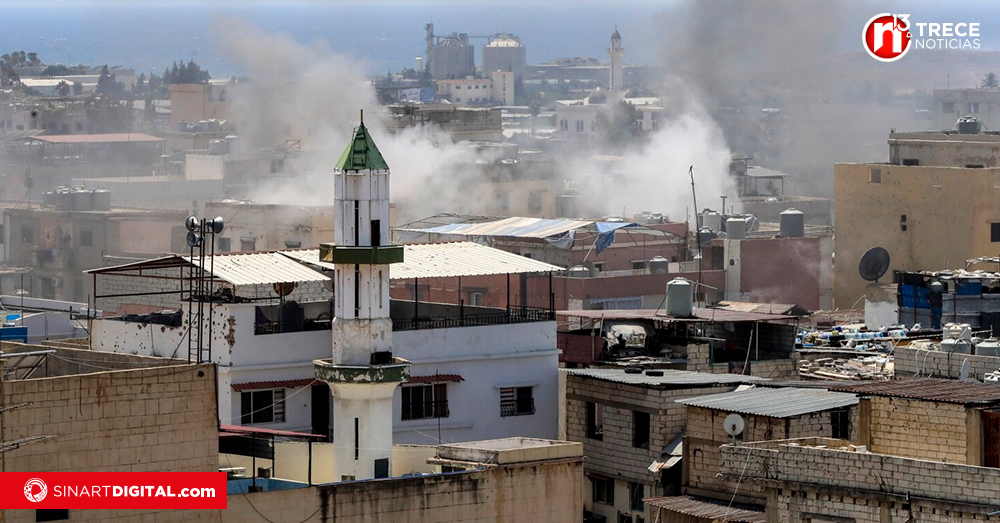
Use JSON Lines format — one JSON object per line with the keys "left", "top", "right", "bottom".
{"left": 689, "top": 166, "right": 703, "bottom": 302}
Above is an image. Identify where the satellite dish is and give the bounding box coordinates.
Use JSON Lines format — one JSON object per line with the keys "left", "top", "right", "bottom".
{"left": 724, "top": 413, "right": 745, "bottom": 438}
{"left": 23, "top": 176, "right": 34, "bottom": 189}
{"left": 960, "top": 359, "right": 970, "bottom": 381}
{"left": 859, "top": 247, "right": 890, "bottom": 282}
{"left": 185, "top": 215, "right": 201, "bottom": 232}
{"left": 186, "top": 231, "right": 202, "bottom": 247}
{"left": 745, "top": 215, "right": 760, "bottom": 232}
{"left": 273, "top": 282, "right": 296, "bottom": 297}
{"left": 211, "top": 216, "right": 225, "bottom": 234}
{"left": 323, "top": 278, "right": 334, "bottom": 293}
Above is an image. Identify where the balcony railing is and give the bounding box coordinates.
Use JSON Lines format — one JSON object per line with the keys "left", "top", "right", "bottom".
{"left": 401, "top": 400, "right": 450, "bottom": 421}
{"left": 392, "top": 306, "right": 554, "bottom": 332}
{"left": 500, "top": 399, "right": 536, "bottom": 418}
{"left": 254, "top": 319, "right": 332, "bottom": 336}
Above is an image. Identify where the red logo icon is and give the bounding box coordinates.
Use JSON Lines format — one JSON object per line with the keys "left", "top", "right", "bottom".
{"left": 863, "top": 13, "right": 912, "bottom": 62}
{"left": 24, "top": 478, "right": 47, "bottom": 502}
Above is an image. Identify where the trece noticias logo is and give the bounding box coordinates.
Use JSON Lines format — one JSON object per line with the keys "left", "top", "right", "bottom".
{"left": 863, "top": 13, "right": 982, "bottom": 62}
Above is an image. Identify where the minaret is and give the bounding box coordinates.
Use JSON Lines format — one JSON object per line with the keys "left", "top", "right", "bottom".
{"left": 607, "top": 26, "right": 624, "bottom": 98}
{"left": 315, "top": 113, "right": 408, "bottom": 481}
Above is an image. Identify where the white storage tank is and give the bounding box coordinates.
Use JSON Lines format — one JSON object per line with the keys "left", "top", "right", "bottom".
{"left": 209, "top": 139, "right": 227, "bottom": 155}
{"left": 976, "top": 338, "right": 1000, "bottom": 358}
{"left": 666, "top": 278, "right": 694, "bottom": 317}
{"left": 701, "top": 210, "right": 723, "bottom": 232}
{"left": 72, "top": 188, "right": 92, "bottom": 211}
{"left": 92, "top": 189, "right": 112, "bottom": 211}
{"left": 779, "top": 208, "right": 805, "bottom": 238}
{"left": 565, "top": 266, "right": 590, "bottom": 278}
{"left": 649, "top": 256, "right": 670, "bottom": 274}
{"left": 941, "top": 323, "right": 973, "bottom": 354}
{"left": 726, "top": 217, "right": 747, "bottom": 240}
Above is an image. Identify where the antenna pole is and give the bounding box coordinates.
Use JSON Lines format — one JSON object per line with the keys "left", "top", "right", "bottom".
{"left": 689, "top": 166, "right": 703, "bottom": 302}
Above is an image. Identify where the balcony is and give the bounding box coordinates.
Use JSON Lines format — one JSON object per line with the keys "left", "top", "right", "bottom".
{"left": 401, "top": 400, "right": 450, "bottom": 421}
{"left": 500, "top": 399, "right": 535, "bottom": 418}
{"left": 391, "top": 304, "right": 553, "bottom": 332}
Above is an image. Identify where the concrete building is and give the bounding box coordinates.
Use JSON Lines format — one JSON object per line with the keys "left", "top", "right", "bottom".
{"left": 0, "top": 198, "right": 186, "bottom": 303}
{"left": 608, "top": 27, "right": 624, "bottom": 97}
{"left": 562, "top": 367, "right": 767, "bottom": 523}
{"left": 430, "top": 33, "right": 475, "bottom": 80}
{"left": 932, "top": 88, "right": 1000, "bottom": 131}
{"left": 386, "top": 104, "right": 503, "bottom": 141}
{"left": 718, "top": 379, "right": 1000, "bottom": 521}
{"left": 204, "top": 200, "right": 336, "bottom": 252}
{"left": 482, "top": 33, "right": 526, "bottom": 82}
{"left": 0, "top": 98, "right": 88, "bottom": 135}
{"left": 834, "top": 128, "right": 1000, "bottom": 307}
{"left": 434, "top": 71, "right": 515, "bottom": 107}
{"left": 169, "top": 81, "right": 232, "bottom": 127}
{"left": 555, "top": 95, "right": 663, "bottom": 141}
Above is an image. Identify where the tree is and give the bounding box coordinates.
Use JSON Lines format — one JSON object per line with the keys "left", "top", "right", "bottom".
{"left": 162, "top": 60, "right": 210, "bottom": 84}
{"left": 72, "top": 82, "right": 83, "bottom": 95}
{"left": 56, "top": 80, "right": 70, "bottom": 97}
{"left": 594, "top": 101, "right": 645, "bottom": 149}
{"left": 96, "top": 65, "right": 126, "bottom": 97}
{"left": 982, "top": 72, "right": 999, "bottom": 89}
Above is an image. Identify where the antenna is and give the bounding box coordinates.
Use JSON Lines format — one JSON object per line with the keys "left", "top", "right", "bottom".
{"left": 724, "top": 413, "right": 745, "bottom": 445}
{"left": 859, "top": 247, "right": 891, "bottom": 283}
{"left": 689, "top": 166, "right": 703, "bottom": 301}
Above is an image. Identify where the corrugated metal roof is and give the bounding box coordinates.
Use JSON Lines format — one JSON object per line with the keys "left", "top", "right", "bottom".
{"left": 231, "top": 378, "right": 317, "bottom": 392}
{"left": 645, "top": 496, "right": 765, "bottom": 523}
{"left": 407, "top": 374, "right": 464, "bottom": 384}
{"left": 29, "top": 133, "right": 163, "bottom": 144}
{"left": 828, "top": 378, "right": 1000, "bottom": 405}
{"left": 414, "top": 216, "right": 596, "bottom": 238}
{"left": 280, "top": 242, "right": 563, "bottom": 279}
{"left": 563, "top": 368, "right": 767, "bottom": 388}
{"left": 676, "top": 387, "right": 859, "bottom": 418}
{"left": 186, "top": 252, "right": 329, "bottom": 287}
{"left": 557, "top": 308, "right": 797, "bottom": 323}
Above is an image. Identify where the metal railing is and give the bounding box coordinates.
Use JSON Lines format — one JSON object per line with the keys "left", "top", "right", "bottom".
{"left": 401, "top": 400, "right": 450, "bottom": 421}
{"left": 500, "top": 399, "right": 536, "bottom": 418}
{"left": 392, "top": 306, "right": 554, "bottom": 332}
{"left": 254, "top": 319, "right": 332, "bottom": 336}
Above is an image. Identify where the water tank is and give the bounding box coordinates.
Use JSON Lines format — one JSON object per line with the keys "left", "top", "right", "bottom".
{"left": 92, "top": 189, "right": 112, "bottom": 211}
{"left": 176, "top": 119, "right": 188, "bottom": 132}
{"left": 42, "top": 191, "right": 56, "bottom": 207}
{"left": 701, "top": 210, "right": 723, "bottom": 232}
{"left": 976, "top": 338, "right": 1000, "bottom": 358}
{"left": 224, "top": 134, "right": 240, "bottom": 153}
{"left": 206, "top": 119, "right": 221, "bottom": 133}
{"left": 697, "top": 227, "right": 717, "bottom": 247}
{"left": 666, "top": 278, "right": 694, "bottom": 317}
{"left": 726, "top": 217, "right": 747, "bottom": 240}
{"left": 56, "top": 189, "right": 74, "bottom": 211}
{"left": 565, "top": 266, "right": 590, "bottom": 278}
{"left": 649, "top": 256, "right": 670, "bottom": 275}
{"left": 73, "top": 188, "right": 92, "bottom": 211}
{"left": 779, "top": 208, "right": 805, "bottom": 238}
{"left": 208, "top": 139, "right": 227, "bottom": 155}
{"left": 942, "top": 323, "right": 973, "bottom": 354}
{"left": 957, "top": 116, "right": 982, "bottom": 134}
{"left": 942, "top": 337, "right": 973, "bottom": 354}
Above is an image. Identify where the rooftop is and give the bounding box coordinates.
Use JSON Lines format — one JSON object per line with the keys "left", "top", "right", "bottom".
{"left": 26, "top": 133, "right": 164, "bottom": 144}
{"left": 557, "top": 307, "right": 797, "bottom": 323}
{"left": 828, "top": 378, "right": 1000, "bottom": 405}
{"left": 336, "top": 121, "right": 389, "bottom": 171}
{"left": 562, "top": 368, "right": 767, "bottom": 388}
{"left": 676, "top": 386, "right": 859, "bottom": 418}
{"left": 645, "top": 495, "right": 765, "bottom": 523}
{"left": 436, "top": 438, "right": 582, "bottom": 465}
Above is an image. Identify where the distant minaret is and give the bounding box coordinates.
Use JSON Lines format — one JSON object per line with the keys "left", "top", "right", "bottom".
{"left": 315, "top": 112, "right": 408, "bottom": 482}
{"left": 608, "top": 25, "right": 624, "bottom": 96}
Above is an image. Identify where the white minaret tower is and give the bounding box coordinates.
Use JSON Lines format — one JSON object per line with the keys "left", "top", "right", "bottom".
{"left": 607, "top": 25, "right": 625, "bottom": 99}
{"left": 315, "top": 112, "right": 408, "bottom": 482}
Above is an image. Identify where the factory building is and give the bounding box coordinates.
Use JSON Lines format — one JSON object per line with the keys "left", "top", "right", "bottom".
{"left": 482, "top": 32, "right": 526, "bottom": 82}
{"left": 430, "top": 32, "right": 476, "bottom": 79}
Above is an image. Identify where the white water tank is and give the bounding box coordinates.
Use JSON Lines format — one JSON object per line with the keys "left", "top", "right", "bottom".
{"left": 666, "top": 278, "right": 694, "bottom": 317}
{"left": 701, "top": 211, "right": 723, "bottom": 232}
{"left": 779, "top": 208, "right": 805, "bottom": 238}
{"left": 649, "top": 256, "right": 670, "bottom": 274}
{"left": 726, "top": 217, "right": 747, "bottom": 240}
{"left": 566, "top": 266, "right": 590, "bottom": 278}
{"left": 942, "top": 323, "right": 973, "bottom": 354}
{"left": 976, "top": 338, "right": 1000, "bottom": 357}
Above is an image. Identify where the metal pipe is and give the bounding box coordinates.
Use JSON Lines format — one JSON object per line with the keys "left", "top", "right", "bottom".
{"left": 0, "top": 350, "right": 56, "bottom": 358}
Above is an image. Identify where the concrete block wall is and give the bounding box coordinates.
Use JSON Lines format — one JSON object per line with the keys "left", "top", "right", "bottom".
{"left": 868, "top": 396, "right": 968, "bottom": 463}
{"left": 97, "top": 267, "right": 182, "bottom": 314}
{"left": 223, "top": 459, "right": 585, "bottom": 523}
{"left": 894, "top": 346, "right": 1000, "bottom": 381}
{"left": 1, "top": 363, "right": 219, "bottom": 523}
{"left": 565, "top": 375, "right": 735, "bottom": 484}
{"left": 686, "top": 343, "right": 798, "bottom": 380}
{"left": 773, "top": 486, "right": 997, "bottom": 523}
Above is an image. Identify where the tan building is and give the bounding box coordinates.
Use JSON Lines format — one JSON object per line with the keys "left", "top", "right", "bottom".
{"left": 717, "top": 379, "right": 1000, "bottom": 522}
{"left": 834, "top": 129, "right": 1000, "bottom": 307}
{"left": 562, "top": 368, "right": 767, "bottom": 523}
{"left": 169, "top": 82, "right": 231, "bottom": 127}
{"left": 434, "top": 71, "right": 515, "bottom": 106}
{"left": 932, "top": 88, "right": 1000, "bottom": 132}
{"left": 204, "top": 200, "right": 336, "bottom": 252}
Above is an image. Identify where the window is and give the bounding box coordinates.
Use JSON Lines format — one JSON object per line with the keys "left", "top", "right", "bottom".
{"left": 576, "top": 120, "right": 584, "bottom": 132}
{"left": 901, "top": 214, "right": 908, "bottom": 232}
{"left": 240, "top": 238, "right": 256, "bottom": 251}
{"left": 468, "top": 291, "right": 483, "bottom": 306}
{"left": 968, "top": 102, "right": 980, "bottom": 114}
{"left": 270, "top": 159, "right": 284, "bottom": 173}
{"left": 218, "top": 237, "right": 232, "bottom": 252}
{"left": 80, "top": 230, "right": 93, "bottom": 247}
{"left": 632, "top": 261, "right": 647, "bottom": 270}
{"left": 21, "top": 226, "right": 33, "bottom": 243}
{"left": 629, "top": 481, "right": 644, "bottom": 511}
{"left": 76, "top": 122, "right": 83, "bottom": 132}
{"left": 902, "top": 158, "right": 919, "bottom": 166}
{"left": 528, "top": 191, "right": 542, "bottom": 214}
{"left": 831, "top": 409, "right": 850, "bottom": 439}
{"left": 943, "top": 101, "right": 955, "bottom": 113}
{"left": 633, "top": 411, "right": 650, "bottom": 449}
{"left": 240, "top": 389, "right": 285, "bottom": 424}
{"left": 870, "top": 168, "right": 881, "bottom": 184}
{"left": 36, "top": 509, "right": 69, "bottom": 522}
{"left": 586, "top": 402, "right": 603, "bottom": 440}
{"left": 495, "top": 191, "right": 510, "bottom": 211}
{"left": 401, "top": 383, "right": 449, "bottom": 420}
{"left": 500, "top": 386, "right": 535, "bottom": 417}
{"left": 592, "top": 477, "right": 614, "bottom": 505}
{"left": 0, "top": 224, "right": 4, "bottom": 244}
{"left": 283, "top": 240, "right": 301, "bottom": 249}
{"left": 593, "top": 261, "right": 605, "bottom": 272}
{"left": 374, "top": 458, "right": 389, "bottom": 479}
{"left": 991, "top": 222, "right": 1000, "bottom": 243}
{"left": 371, "top": 219, "right": 381, "bottom": 247}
